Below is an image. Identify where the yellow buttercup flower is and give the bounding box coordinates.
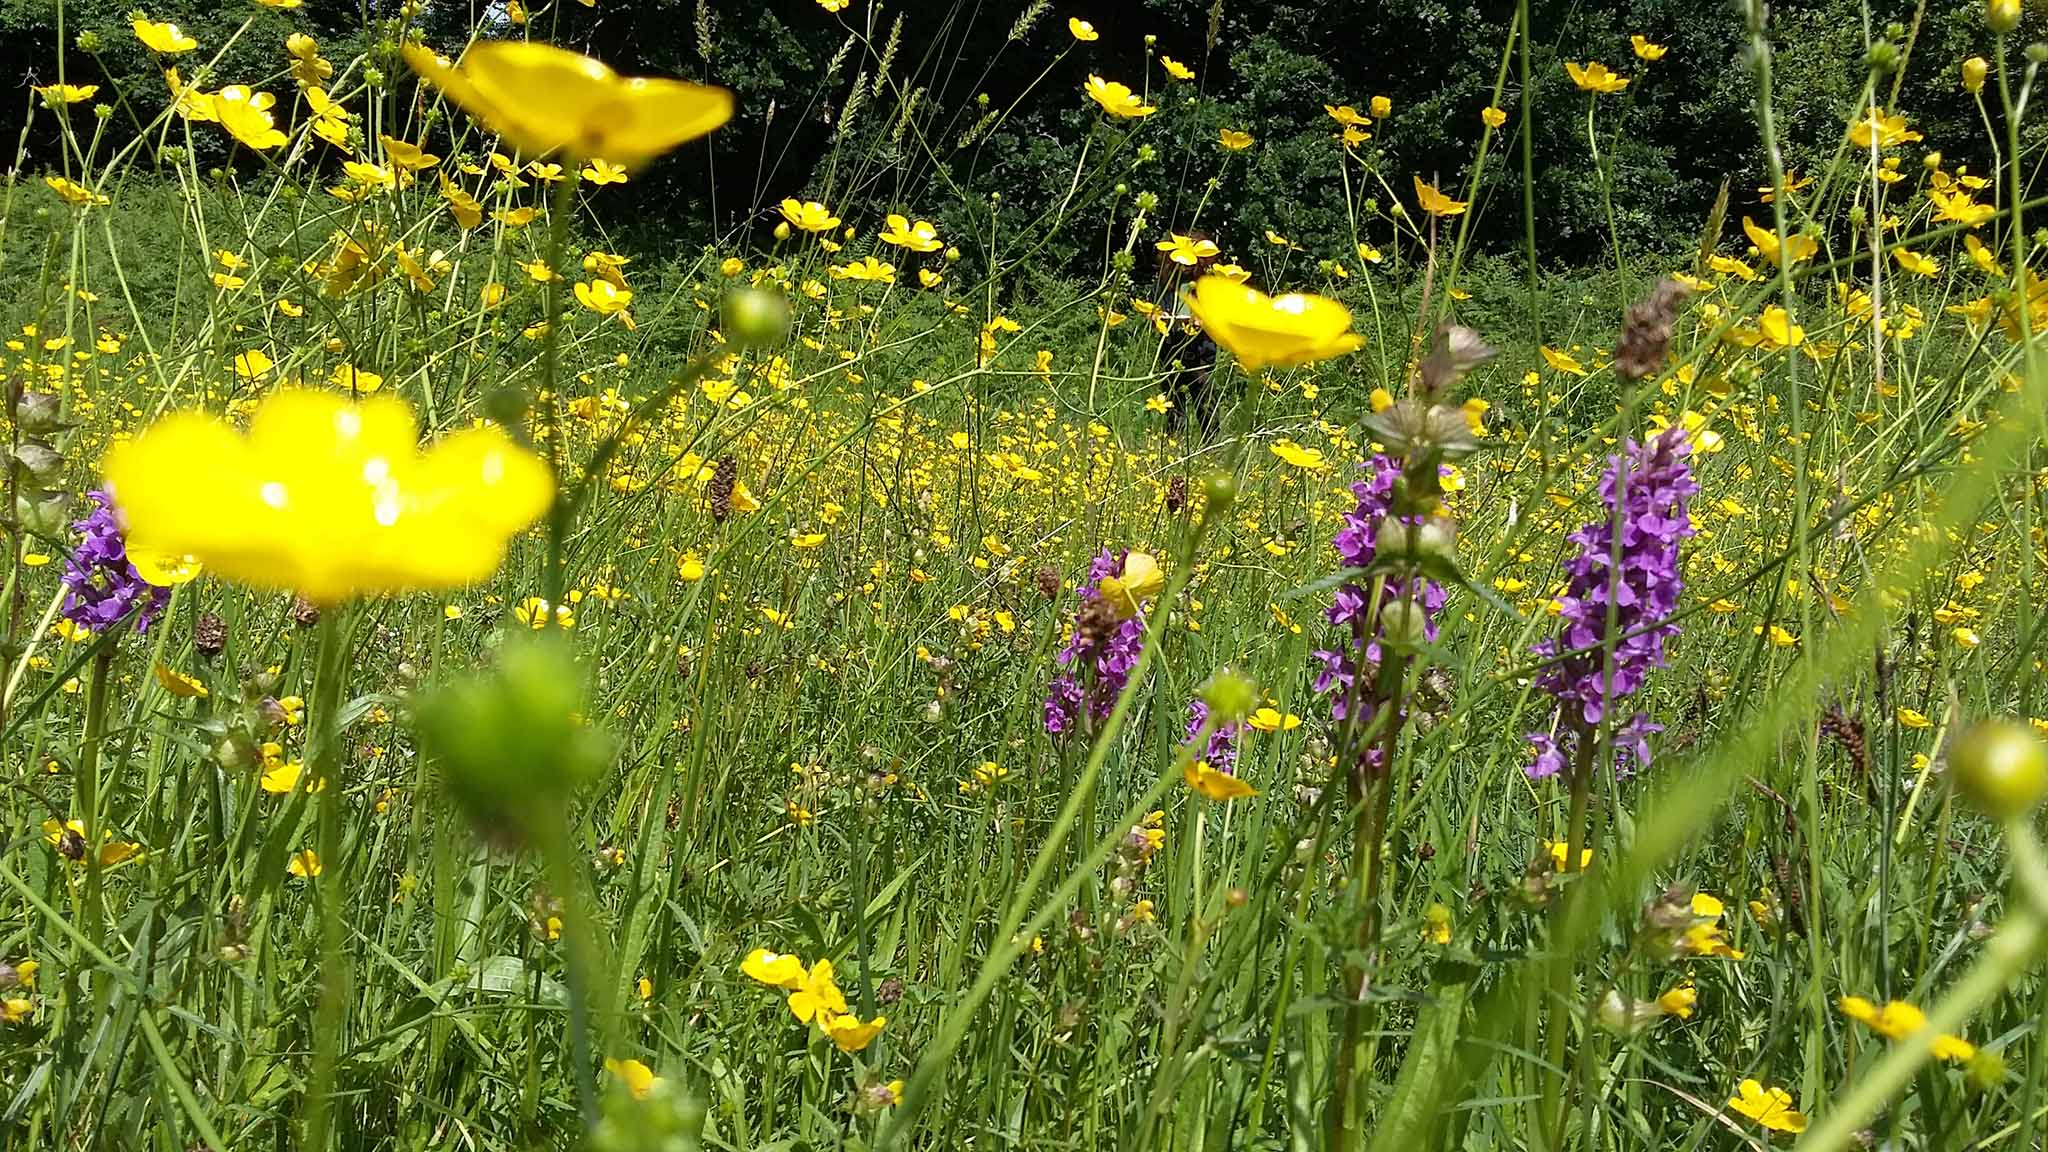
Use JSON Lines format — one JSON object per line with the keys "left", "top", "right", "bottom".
{"left": 1160, "top": 56, "right": 1194, "bottom": 81}
{"left": 1098, "top": 552, "right": 1165, "bottom": 619}
{"left": 742, "top": 948, "right": 807, "bottom": 989}
{"left": 1741, "top": 216, "right": 1817, "bottom": 266}
{"left": 575, "top": 279, "right": 634, "bottom": 315}
{"left": 1218, "top": 127, "right": 1254, "bottom": 151}
{"left": 1268, "top": 440, "right": 1325, "bottom": 470}
{"left": 879, "top": 213, "right": 943, "bottom": 252}
{"left": 821, "top": 1013, "right": 886, "bottom": 1052}
{"left": 1184, "top": 760, "right": 1257, "bottom": 801}
{"left": 1565, "top": 61, "right": 1629, "bottom": 93}
{"left": 779, "top": 198, "right": 840, "bottom": 233}
{"left": 1481, "top": 105, "right": 1507, "bottom": 128}
{"left": 1412, "top": 175, "right": 1468, "bottom": 218}
{"left": 403, "top": 40, "right": 733, "bottom": 166}
{"left": 604, "top": 1057, "right": 660, "bottom": 1100}
{"left": 1068, "top": 17, "right": 1098, "bottom": 41}
{"left": 1727, "top": 1079, "right": 1806, "bottom": 1133}
{"left": 1183, "top": 276, "right": 1361, "bottom": 370}
{"left": 786, "top": 959, "right": 848, "bottom": 1023}
{"left": 212, "top": 87, "right": 288, "bottom": 151}
{"left": 1631, "top": 35, "right": 1667, "bottom": 61}
{"left": 133, "top": 17, "right": 198, "bottom": 54}
{"left": 101, "top": 390, "right": 552, "bottom": 604}
{"left": 1084, "top": 75, "right": 1156, "bottom": 119}
{"left": 1155, "top": 233, "right": 1219, "bottom": 266}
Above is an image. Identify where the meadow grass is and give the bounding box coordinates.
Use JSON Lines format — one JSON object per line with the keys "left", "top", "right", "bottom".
{"left": 7, "top": 1, "right": 2048, "bottom": 1149}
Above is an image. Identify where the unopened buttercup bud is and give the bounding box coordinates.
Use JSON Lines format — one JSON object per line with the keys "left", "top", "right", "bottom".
{"left": 722, "top": 288, "right": 790, "bottom": 349}
{"left": 1200, "top": 471, "right": 1237, "bottom": 520}
{"left": 1951, "top": 719, "right": 2048, "bottom": 820}
{"left": 1988, "top": 0, "right": 2020, "bottom": 35}
{"left": 1201, "top": 668, "right": 1258, "bottom": 725}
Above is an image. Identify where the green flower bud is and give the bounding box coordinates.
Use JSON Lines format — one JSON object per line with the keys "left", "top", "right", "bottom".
{"left": 1378, "top": 598, "right": 1429, "bottom": 648}
{"left": 1199, "top": 471, "right": 1237, "bottom": 521}
{"left": 1201, "top": 668, "right": 1258, "bottom": 725}
{"left": 722, "top": 288, "right": 790, "bottom": 350}
{"left": 413, "top": 634, "right": 613, "bottom": 850}
{"left": 1373, "top": 516, "right": 1458, "bottom": 565}
{"left": 1951, "top": 719, "right": 2048, "bottom": 821}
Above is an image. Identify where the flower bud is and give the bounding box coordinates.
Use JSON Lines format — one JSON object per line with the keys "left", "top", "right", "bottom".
{"left": 413, "top": 634, "right": 613, "bottom": 849}
{"left": 1964, "top": 55, "right": 1990, "bottom": 93}
{"left": 722, "top": 288, "right": 790, "bottom": 350}
{"left": 1378, "top": 598, "right": 1428, "bottom": 648}
{"left": 1989, "top": 0, "right": 2020, "bottom": 35}
{"left": 1199, "top": 471, "right": 1237, "bottom": 521}
{"left": 1201, "top": 668, "right": 1258, "bottom": 725}
{"left": 1951, "top": 719, "right": 2048, "bottom": 820}
{"left": 1373, "top": 516, "right": 1458, "bottom": 565}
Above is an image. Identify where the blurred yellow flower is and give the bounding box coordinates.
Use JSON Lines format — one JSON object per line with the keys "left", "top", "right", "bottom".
{"left": 402, "top": 40, "right": 733, "bottom": 166}
{"left": 1631, "top": 35, "right": 1667, "bottom": 61}
{"left": 1184, "top": 277, "right": 1361, "bottom": 370}
{"left": 101, "top": 390, "right": 552, "bottom": 604}
{"left": 1099, "top": 552, "right": 1165, "bottom": 619}
{"left": 1219, "top": 127, "right": 1254, "bottom": 150}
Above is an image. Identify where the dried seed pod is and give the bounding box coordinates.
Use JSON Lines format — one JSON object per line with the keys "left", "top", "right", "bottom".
{"left": 1615, "top": 278, "right": 1691, "bottom": 383}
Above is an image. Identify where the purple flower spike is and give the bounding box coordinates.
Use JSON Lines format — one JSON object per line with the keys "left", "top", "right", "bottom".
{"left": 61, "top": 491, "right": 168, "bottom": 636}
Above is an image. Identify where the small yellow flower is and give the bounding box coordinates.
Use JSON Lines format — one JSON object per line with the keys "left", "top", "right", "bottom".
{"left": 1565, "top": 61, "right": 1629, "bottom": 94}
{"left": 1657, "top": 981, "right": 1696, "bottom": 1019}
{"left": 787, "top": 959, "right": 848, "bottom": 1024}
{"left": 1421, "top": 903, "right": 1452, "bottom": 945}
{"left": 1160, "top": 56, "right": 1195, "bottom": 81}
{"left": 1219, "top": 127, "right": 1254, "bottom": 151}
{"left": 1084, "top": 75, "right": 1156, "bottom": 119}
{"left": 1098, "top": 552, "right": 1165, "bottom": 619}
{"left": 779, "top": 198, "right": 840, "bottom": 233}
{"left": 287, "top": 848, "right": 322, "bottom": 878}
{"left": 1412, "top": 175, "right": 1468, "bottom": 218}
{"left": 1183, "top": 760, "right": 1257, "bottom": 801}
{"left": 1481, "top": 105, "right": 1507, "bottom": 128}
{"left": 1727, "top": 1079, "right": 1806, "bottom": 1133}
{"left": 821, "top": 1012, "right": 886, "bottom": 1052}
{"left": 1631, "top": 35, "right": 1668, "bottom": 61}
{"left": 742, "top": 948, "right": 808, "bottom": 989}
{"left": 1156, "top": 233, "right": 1220, "bottom": 266}
{"left": 1897, "top": 706, "right": 1933, "bottom": 729}
{"left": 154, "top": 665, "right": 208, "bottom": 698}
{"left": 879, "top": 213, "right": 943, "bottom": 252}
{"left": 1068, "top": 17, "right": 1099, "bottom": 41}
{"left": 604, "top": 1057, "right": 660, "bottom": 1100}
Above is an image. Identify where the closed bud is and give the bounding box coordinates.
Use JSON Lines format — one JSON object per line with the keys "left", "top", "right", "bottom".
{"left": 1951, "top": 719, "right": 2048, "bottom": 821}
{"left": 1989, "top": 0, "right": 2020, "bottom": 35}
{"left": 1964, "top": 55, "right": 1990, "bottom": 93}
{"left": 722, "top": 288, "right": 790, "bottom": 349}
{"left": 1373, "top": 516, "right": 1458, "bottom": 564}
{"left": 413, "top": 634, "right": 613, "bottom": 850}
{"left": 1865, "top": 40, "right": 1899, "bottom": 74}
{"left": 1377, "top": 598, "right": 1428, "bottom": 648}
{"left": 1199, "top": 471, "right": 1237, "bottom": 521}
{"left": 1201, "top": 668, "right": 1258, "bottom": 725}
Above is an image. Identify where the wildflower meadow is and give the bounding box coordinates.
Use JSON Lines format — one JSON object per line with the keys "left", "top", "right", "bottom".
{"left": 11, "top": 0, "right": 2048, "bottom": 1147}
